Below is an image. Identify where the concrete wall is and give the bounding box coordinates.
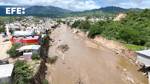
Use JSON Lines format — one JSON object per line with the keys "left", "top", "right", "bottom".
{"left": 0, "top": 77, "right": 11, "bottom": 84}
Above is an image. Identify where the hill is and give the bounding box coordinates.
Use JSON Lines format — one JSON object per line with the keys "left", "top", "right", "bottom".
{"left": 26, "top": 6, "right": 72, "bottom": 17}
{"left": 0, "top": 6, "right": 142, "bottom": 17}
{"left": 100, "top": 6, "right": 127, "bottom": 13}
{"left": 71, "top": 9, "right": 150, "bottom": 47}
{"left": 68, "top": 6, "right": 141, "bottom": 17}
{"left": 25, "top": 6, "right": 136, "bottom": 17}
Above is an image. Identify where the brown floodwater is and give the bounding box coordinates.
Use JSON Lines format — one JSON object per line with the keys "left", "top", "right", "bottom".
{"left": 46, "top": 24, "right": 147, "bottom": 84}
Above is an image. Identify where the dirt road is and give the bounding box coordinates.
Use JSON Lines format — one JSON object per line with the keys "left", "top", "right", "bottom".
{"left": 0, "top": 34, "right": 11, "bottom": 60}
{"left": 46, "top": 24, "right": 147, "bottom": 84}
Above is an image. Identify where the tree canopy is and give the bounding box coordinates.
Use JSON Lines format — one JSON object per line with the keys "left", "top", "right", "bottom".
{"left": 71, "top": 9, "right": 150, "bottom": 47}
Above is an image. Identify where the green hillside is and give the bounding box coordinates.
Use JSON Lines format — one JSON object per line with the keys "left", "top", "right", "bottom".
{"left": 71, "top": 9, "right": 150, "bottom": 48}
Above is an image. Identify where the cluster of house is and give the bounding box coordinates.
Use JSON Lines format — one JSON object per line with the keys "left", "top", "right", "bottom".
{"left": 0, "top": 17, "right": 55, "bottom": 84}
{"left": 11, "top": 30, "right": 41, "bottom": 59}
{"left": 60, "top": 16, "right": 113, "bottom": 25}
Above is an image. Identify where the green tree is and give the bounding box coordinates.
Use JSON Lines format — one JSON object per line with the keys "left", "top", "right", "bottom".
{"left": 7, "top": 43, "right": 22, "bottom": 58}
{"left": 78, "top": 20, "right": 91, "bottom": 32}
{"left": 12, "top": 60, "right": 33, "bottom": 84}
{"left": 88, "top": 23, "right": 104, "bottom": 38}
{"left": 71, "top": 20, "right": 81, "bottom": 28}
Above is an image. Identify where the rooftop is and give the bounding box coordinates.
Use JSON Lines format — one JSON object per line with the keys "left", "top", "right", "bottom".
{"left": 0, "top": 64, "right": 14, "bottom": 78}
{"left": 13, "top": 31, "right": 34, "bottom": 36}
{"left": 17, "top": 45, "right": 41, "bottom": 51}
{"left": 136, "top": 50, "right": 150, "bottom": 57}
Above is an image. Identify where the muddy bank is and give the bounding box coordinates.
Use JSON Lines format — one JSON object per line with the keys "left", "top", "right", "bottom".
{"left": 72, "top": 28, "right": 136, "bottom": 63}
{"left": 31, "top": 60, "right": 47, "bottom": 84}
{"left": 93, "top": 36, "right": 136, "bottom": 61}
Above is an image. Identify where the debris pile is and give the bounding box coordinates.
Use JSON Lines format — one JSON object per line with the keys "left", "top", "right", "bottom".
{"left": 57, "top": 44, "right": 69, "bottom": 53}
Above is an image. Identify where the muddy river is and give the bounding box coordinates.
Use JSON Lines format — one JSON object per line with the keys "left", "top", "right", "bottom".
{"left": 46, "top": 24, "right": 147, "bottom": 84}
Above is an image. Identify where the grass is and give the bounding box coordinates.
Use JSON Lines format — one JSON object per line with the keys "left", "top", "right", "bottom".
{"left": 125, "top": 44, "right": 146, "bottom": 51}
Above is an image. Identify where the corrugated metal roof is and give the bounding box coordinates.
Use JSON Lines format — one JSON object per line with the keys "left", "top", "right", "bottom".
{"left": 136, "top": 50, "right": 150, "bottom": 57}
{"left": 13, "top": 31, "right": 34, "bottom": 36}
{"left": 17, "top": 45, "right": 41, "bottom": 51}
{"left": 0, "top": 64, "right": 14, "bottom": 78}
{"left": 137, "top": 55, "right": 150, "bottom": 67}
{"left": 137, "top": 50, "right": 150, "bottom": 67}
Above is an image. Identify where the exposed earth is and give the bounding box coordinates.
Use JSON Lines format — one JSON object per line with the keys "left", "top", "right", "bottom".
{"left": 0, "top": 34, "right": 11, "bottom": 60}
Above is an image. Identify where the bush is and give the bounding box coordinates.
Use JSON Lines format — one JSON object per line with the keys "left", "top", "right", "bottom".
{"left": 42, "top": 79, "right": 49, "bottom": 84}
{"left": 7, "top": 43, "right": 22, "bottom": 58}
{"left": 31, "top": 53, "right": 40, "bottom": 60}
{"left": 88, "top": 24, "right": 103, "bottom": 38}
{"left": 78, "top": 20, "right": 91, "bottom": 32}
{"left": 0, "top": 26, "right": 5, "bottom": 33}
{"left": 145, "top": 42, "right": 150, "bottom": 47}
{"left": 47, "top": 56, "right": 58, "bottom": 64}
{"left": 71, "top": 20, "right": 81, "bottom": 28}
{"left": 12, "top": 60, "right": 33, "bottom": 84}
{"left": 71, "top": 20, "right": 91, "bottom": 32}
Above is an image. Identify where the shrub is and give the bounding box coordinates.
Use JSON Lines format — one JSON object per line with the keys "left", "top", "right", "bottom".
{"left": 7, "top": 43, "right": 22, "bottom": 58}
{"left": 145, "top": 42, "right": 150, "bottom": 47}
{"left": 12, "top": 60, "right": 33, "bottom": 84}
{"left": 71, "top": 20, "right": 81, "bottom": 28}
{"left": 42, "top": 79, "right": 49, "bottom": 84}
{"left": 0, "top": 26, "right": 5, "bottom": 33}
{"left": 88, "top": 24, "right": 103, "bottom": 38}
{"left": 31, "top": 53, "right": 40, "bottom": 60}
{"left": 47, "top": 56, "right": 58, "bottom": 64}
{"left": 78, "top": 20, "right": 91, "bottom": 32}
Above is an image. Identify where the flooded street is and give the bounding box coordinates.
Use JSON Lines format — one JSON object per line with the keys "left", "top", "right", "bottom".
{"left": 46, "top": 24, "right": 147, "bottom": 84}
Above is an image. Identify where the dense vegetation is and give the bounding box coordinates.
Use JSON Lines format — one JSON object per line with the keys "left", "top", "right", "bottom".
{"left": 7, "top": 43, "right": 22, "bottom": 58}
{"left": 0, "top": 17, "right": 6, "bottom": 33}
{"left": 31, "top": 53, "right": 40, "bottom": 60}
{"left": 71, "top": 9, "right": 150, "bottom": 48}
{"left": 12, "top": 60, "right": 33, "bottom": 84}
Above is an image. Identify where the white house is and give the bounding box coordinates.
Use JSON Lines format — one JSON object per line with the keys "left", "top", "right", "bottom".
{"left": 17, "top": 45, "right": 41, "bottom": 58}
{"left": 136, "top": 50, "right": 150, "bottom": 67}
{"left": 0, "top": 64, "right": 14, "bottom": 84}
{"left": 13, "top": 31, "right": 35, "bottom": 37}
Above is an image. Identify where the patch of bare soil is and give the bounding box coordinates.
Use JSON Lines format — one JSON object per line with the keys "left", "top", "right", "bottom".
{"left": 114, "top": 13, "right": 127, "bottom": 21}
{"left": 93, "top": 36, "right": 137, "bottom": 62}
{"left": 85, "top": 40, "right": 99, "bottom": 49}
{"left": 117, "top": 56, "right": 147, "bottom": 84}
{"left": 0, "top": 34, "right": 11, "bottom": 60}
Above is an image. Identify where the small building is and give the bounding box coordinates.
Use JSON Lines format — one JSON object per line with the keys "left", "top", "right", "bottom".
{"left": 10, "top": 31, "right": 40, "bottom": 45}
{"left": 136, "top": 50, "right": 150, "bottom": 84}
{"left": 136, "top": 50, "right": 150, "bottom": 67}
{"left": 13, "top": 31, "right": 35, "bottom": 36}
{"left": 17, "top": 45, "right": 41, "bottom": 59}
{"left": 0, "top": 64, "right": 14, "bottom": 84}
